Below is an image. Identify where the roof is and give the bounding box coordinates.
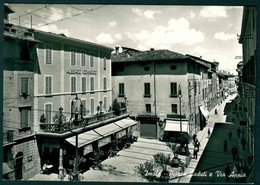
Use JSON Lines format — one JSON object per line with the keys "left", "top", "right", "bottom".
{"left": 186, "top": 54, "right": 217, "bottom": 66}
{"left": 4, "top": 32, "right": 40, "bottom": 43}
{"left": 112, "top": 49, "right": 190, "bottom": 63}
{"left": 4, "top": 5, "right": 14, "bottom": 14}
{"left": 34, "top": 29, "right": 113, "bottom": 52}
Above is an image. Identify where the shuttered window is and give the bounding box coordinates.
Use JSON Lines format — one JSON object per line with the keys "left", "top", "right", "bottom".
{"left": 21, "top": 78, "right": 29, "bottom": 94}
{"left": 81, "top": 52, "right": 86, "bottom": 66}
{"left": 103, "top": 57, "right": 106, "bottom": 70}
{"left": 82, "top": 77, "right": 86, "bottom": 92}
{"left": 170, "top": 82, "right": 177, "bottom": 97}
{"left": 71, "top": 49, "right": 76, "bottom": 66}
{"left": 90, "top": 77, "right": 94, "bottom": 91}
{"left": 119, "top": 83, "right": 124, "bottom": 96}
{"left": 90, "top": 53, "right": 94, "bottom": 67}
{"left": 144, "top": 83, "right": 151, "bottom": 96}
{"left": 71, "top": 77, "right": 77, "bottom": 92}
{"left": 45, "top": 45, "right": 52, "bottom": 64}
{"left": 103, "top": 77, "right": 107, "bottom": 90}
{"left": 45, "top": 76, "right": 52, "bottom": 94}
{"left": 20, "top": 109, "right": 29, "bottom": 128}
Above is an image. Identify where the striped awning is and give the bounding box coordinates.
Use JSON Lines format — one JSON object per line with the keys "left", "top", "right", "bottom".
{"left": 65, "top": 118, "right": 137, "bottom": 148}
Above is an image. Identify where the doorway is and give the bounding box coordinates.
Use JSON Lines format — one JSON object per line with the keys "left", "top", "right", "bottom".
{"left": 15, "top": 152, "right": 23, "bottom": 180}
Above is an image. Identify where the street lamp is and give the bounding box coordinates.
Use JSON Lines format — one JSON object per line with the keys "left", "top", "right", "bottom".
{"left": 178, "top": 84, "right": 182, "bottom": 132}
{"left": 70, "top": 94, "right": 83, "bottom": 181}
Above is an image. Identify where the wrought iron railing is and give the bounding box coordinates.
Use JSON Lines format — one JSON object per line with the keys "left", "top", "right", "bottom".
{"left": 39, "top": 108, "right": 127, "bottom": 133}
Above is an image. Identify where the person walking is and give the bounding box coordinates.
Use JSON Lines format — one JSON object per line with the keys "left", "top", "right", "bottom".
{"left": 228, "top": 130, "right": 232, "bottom": 140}
{"left": 208, "top": 128, "right": 211, "bottom": 138}
{"left": 241, "top": 138, "right": 246, "bottom": 150}
{"left": 193, "top": 146, "right": 199, "bottom": 159}
{"left": 237, "top": 127, "right": 241, "bottom": 138}
{"left": 224, "top": 139, "right": 228, "bottom": 152}
{"left": 234, "top": 146, "right": 239, "bottom": 161}
{"left": 224, "top": 165, "right": 231, "bottom": 182}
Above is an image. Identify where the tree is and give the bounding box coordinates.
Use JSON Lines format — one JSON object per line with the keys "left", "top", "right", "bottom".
{"left": 112, "top": 98, "right": 121, "bottom": 116}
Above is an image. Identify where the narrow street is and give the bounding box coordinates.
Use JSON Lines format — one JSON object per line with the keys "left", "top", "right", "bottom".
{"left": 190, "top": 94, "right": 253, "bottom": 183}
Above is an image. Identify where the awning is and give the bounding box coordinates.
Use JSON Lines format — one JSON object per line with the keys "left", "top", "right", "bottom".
{"left": 65, "top": 130, "right": 102, "bottom": 148}
{"left": 199, "top": 105, "right": 209, "bottom": 119}
{"left": 94, "top": 123, "right": 122, "bottom": 137}
{"left": 164, "top": 119, "right": 189, "bottom": 132}
{"left": 65, "top": 118, "right": 137, "bottom": 148}
{"left": 115, "top": 118, "right": 137, "bottom": 128}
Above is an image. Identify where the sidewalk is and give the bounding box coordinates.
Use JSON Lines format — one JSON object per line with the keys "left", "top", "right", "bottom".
{"left": 178, "top": 95, "right": 235, "bottom": 183}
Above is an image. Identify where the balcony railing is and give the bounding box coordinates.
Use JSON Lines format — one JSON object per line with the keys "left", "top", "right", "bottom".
{"left": 39, "top": 108, "right": 127, "bottom": 133}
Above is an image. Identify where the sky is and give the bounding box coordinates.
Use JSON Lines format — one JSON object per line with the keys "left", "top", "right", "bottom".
{"left": 7, "top": 4, "right": 243, "bottom": 74}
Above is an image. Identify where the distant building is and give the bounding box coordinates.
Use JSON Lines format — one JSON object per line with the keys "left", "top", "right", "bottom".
{"left": 112, "top": 47, "right": 210, "bottom": 137}
{"left": 3, "top": 5, "right": 41, "bottom": 180}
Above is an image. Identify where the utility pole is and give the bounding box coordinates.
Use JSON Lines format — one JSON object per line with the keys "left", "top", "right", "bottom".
{"left": 194, "top": 80, "right": 197, "bottom": 133}
{"left": 153, "top": 60, "right": 157, "bottom": 116}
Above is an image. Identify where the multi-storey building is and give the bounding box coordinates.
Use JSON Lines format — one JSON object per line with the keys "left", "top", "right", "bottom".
{"left": 238, "top": 6, "right": 256, "bottom": 156}
{"left": 33, "top": 29, "right": 114, "bottom": 130}
{"left": 3, "top": 5, "right": 41, "bottom": 180}
{"left": 112, "top": 48, "right": 210, "bottom": 137}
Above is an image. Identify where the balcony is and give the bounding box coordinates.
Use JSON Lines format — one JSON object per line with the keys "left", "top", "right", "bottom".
{"left": 39, "top": 108, "right": 127, "bottom": 134}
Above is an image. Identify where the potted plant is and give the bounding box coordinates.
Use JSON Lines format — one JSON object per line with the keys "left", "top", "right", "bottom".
{"left": 134, "top": 161, "right": 155, "bottom": 182}
{"left": 153, "top": 153, "right": 171, "bottom": 182}
{"left": 93, "top": 150, "right": 104, "bottom": 170}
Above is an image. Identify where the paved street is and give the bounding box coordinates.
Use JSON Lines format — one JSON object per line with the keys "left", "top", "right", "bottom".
{"left": 190, "top": 94, "right": 253, "bottom": 183}
{"left": 29, "top": 94, "right": 246, "bottom": 183}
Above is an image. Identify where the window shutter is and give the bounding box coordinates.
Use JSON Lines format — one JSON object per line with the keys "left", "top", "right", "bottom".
{"left": 82, "top": 77, "right": 86, "bottom": 92}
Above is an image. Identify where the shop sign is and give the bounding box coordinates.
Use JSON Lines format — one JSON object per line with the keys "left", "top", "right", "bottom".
{"left": 116, "top": 129, "right": 126, "bottom": 139}
{"left": 98, "top": 136, "right": 111, "bottom": 148}
{"left": 66, "top": 69, "right": 97, "bottom": 75}
{"left": 83, "top": 144, "right": 93, "bottom": 155}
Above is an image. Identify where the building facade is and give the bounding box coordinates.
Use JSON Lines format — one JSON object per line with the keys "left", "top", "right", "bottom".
{"left": 112, "top": 48, "right": 210, "bottom": 136}
{"left": 238, "top": 6, "right": 256, "bottom": 156}
{"left": 3, "top": 6, "right": 41, "bottom": 180}
{"left": 33, "top": 30, "right": 114, "bottom": 130}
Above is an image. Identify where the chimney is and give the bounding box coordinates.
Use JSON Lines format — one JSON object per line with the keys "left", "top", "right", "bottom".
{"left": 150, "top": 48, "right": 154, "bottom": 51}
{"left": 115, "top": 46, "right": 119, "bottom": 55}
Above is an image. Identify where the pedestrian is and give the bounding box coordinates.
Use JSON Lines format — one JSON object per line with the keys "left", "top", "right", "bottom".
{"left": 224, "top": 139, "right": 228, "bottom": 152}
{"left": 228, "top": 130, "right": 232, "bottom": 140}
{"left": 241, "top": 138, "right": 246, "bottom": 150}
{"left": 208, "top": 128, "right": 211, "bottom": 138}
{"left": 234, "top": 146, "right": 239, "bottom": 161}
{"left": 224, "top": 165, "right": 231, "bottom": 182}
{"left": 237, "top": 127, "right": 241, "bottom": 138}
{"left": 195, "top": 140, "right": 200, "bottom": 151}
{"left": 193, "top": 146, "right": 199, "bottom": 159}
